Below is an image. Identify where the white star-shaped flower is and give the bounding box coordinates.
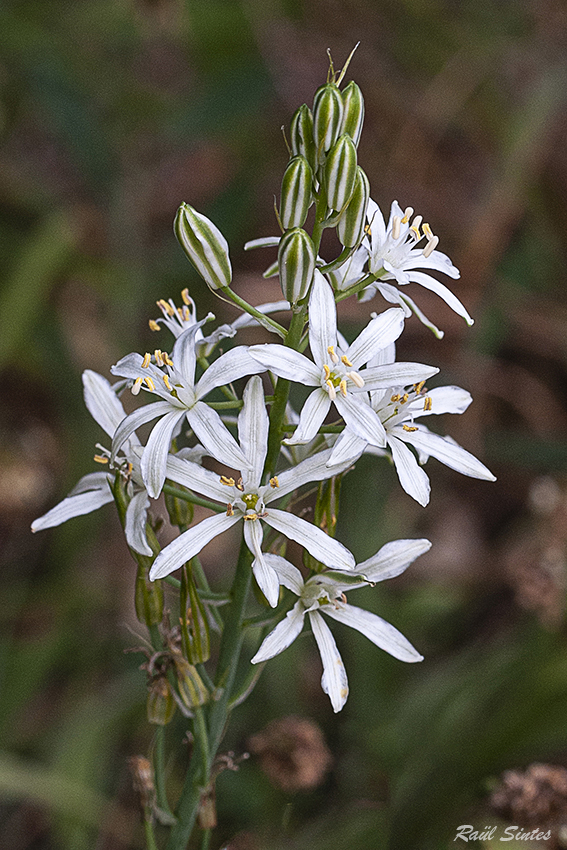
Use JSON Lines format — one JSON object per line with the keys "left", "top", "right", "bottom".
{"left": 249, "top": 270, "right": 438, "bottom": 455}
{"left": 149, "top": 376, "right": 356, "bottom": 607}
{"left": 251, "top": 538, "right": 430, "bottom": 712}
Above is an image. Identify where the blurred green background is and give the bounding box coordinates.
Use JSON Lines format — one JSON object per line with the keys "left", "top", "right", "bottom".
{"left": 3, "top": 1, "right": 567, "bottom": 848}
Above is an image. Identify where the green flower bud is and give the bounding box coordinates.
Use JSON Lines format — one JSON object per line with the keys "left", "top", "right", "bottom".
{"left": 164, "top": 488, "right": 194, "bottom": 528}
{"left": 135, "top": 565, "right": 164, "bottom": 627}
{"left": 280, "top": 155, "right": 313, "bottom": 230}
{"left": 290, "top": 104, "right": 317, "bottom": 172}
{"left": 340, "top": 81, "right": 365, "bottom": 146}
{"left": 173, "top": 654, "right": 208, "bottom": 709}
{"left": 180, "top": 564, "right": 210, "bottom": 664}
{"left": 324, "top": 134, "right": 358, "bottom": 213}
{"left": 278, "top": 228, "right": 316, "bottom": 304}
{"left": 147, "top": 678, "right": 176, "bottom": 726}
{"left": 312, "top": 84, "right": 344, "bottom": 160}
{"left": 174, "top": 202, "right": 232, "bottom": 290}
{"left": 337, "top": 166, "right": 370, "bottom": 247}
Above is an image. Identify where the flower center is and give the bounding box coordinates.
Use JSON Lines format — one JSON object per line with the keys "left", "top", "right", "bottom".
{"left": 322, "top": 347, "right": 365, "bottom": 400}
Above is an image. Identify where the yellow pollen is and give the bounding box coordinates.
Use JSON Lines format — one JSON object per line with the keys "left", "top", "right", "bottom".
{"left": 226, "top": 504, "right": 234, "bottom": 516}
{"left": 163, "top": 375, "right": 172, "bottom": 391}
{"left": 347, "top": 371, "right": 365, "bottom": 388}
{"left": 154, "top": 349, "right": 164, "bottom": 366}
{"left": 94, "top": 454, "right": 108, "bottom": 464}
{"left": 132, "top": 377, "right": 143, "bottom": 395}
{"left": 326, "top": 379, "right": 337, "bottom": 401}
{"left": 164, "top": 354, "right": 174, "bottom": 367}
{"left": 323, "top": 364, "right": 331, "bottom": 381}
{"left": 403, "top": 424, "right": 418, "bottom": 432}
{"left": 142, "top": 352, "right": 152, "bottom": 368}
{"left": 364, "top": 224, "right": 372, "bottom": 236}
{"left": 243, "top": 513, "right": 258, "bottom": 521}
{"left": 391, "top": 394, "right": 400, "bottom": 402}
{"left": 181, "top": 306, "right": 191, "bottom": 321}
{"left": 144, "top": 376, "right": 155, "bottom": 391}
{"left": 401, "top": 393, "right": 409, "bottom": 404}
{"left": 422, "top": 222, "right": 433, "bottom": 239}
{"left": 327, "top": 345, "right": 339, "bottom": 364}
{"left": 392, "top": 215, "right": 401, "bottom": 240}
{"left": 410, "top": 225, "right": 421, "bottom": 239}
{"left": 269, "top": 477, "right": 279, "bottom": 488}
{"left": 157, "top": 299, "right": 175, "bottom": 317}
{"left": 401, "top": 206, "right": 414, "bottom": 224}
{"left": 339, "top": 379, "right": 348, "bottom": 397}
{"left": 423, "top": 396, "right": 432, "bottom": 411}
{"left": 148, "top": 319, "right": 160, "bottom": 332}
{"left": 414, "top": 380, "right": 426, "bottom": 393}
{"left": 181, "top": 288, "right": 191, "bottom": 306}
{"left": 341, "top": 354, "right": 353, "bottom": 367}
{"left": 127, "top": 462, "right": 133, "bottom": 474}
{"left": 236, "top": 478, "right": 244, "bottom": 491}
{"left": 220, "top": 476, "right": 235, "bottom": 486}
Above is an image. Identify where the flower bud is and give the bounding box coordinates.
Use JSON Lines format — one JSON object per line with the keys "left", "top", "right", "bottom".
{"left": 135, "top": 565, "right": 164, "bottom": 627}
{"left": 180, "top": 564, "right": 210, "bottom": 664}
{"left": 174, "top": 202, "right": 232, "bottom": 290}
{"left": 324, "top": 134, "right": 357, "bottom": 213}
{"left": 165, "top": 488, "right": 194, "bottom": 528}
{"left": 280, "top": 155, "right": 313, "bottom": 230}
{"left": 278, "top": 228, "right": 316, "bottom": 304}
{"left": 173, "top": 654, "right": 208, "bottom": 709}
{"left": 147, "top": 678, "right": 176, "bottom": 725}
{"left": 337, "top": 167, "right": 370, "bottom": 247}
{"left": 290, "top": 104, "right": 317, "bottom": 172}
{"left": 340, "top": 81, "right": 365, "bottom": 146}
{"left": 312, "top": 84, "right": 344, "bottom": 160}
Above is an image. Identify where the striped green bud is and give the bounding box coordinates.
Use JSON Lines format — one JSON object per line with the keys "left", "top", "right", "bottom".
{"left": 312, "top": 84, "right": 344, "bottom": 160}
{"left": 324, "top": 134, "right": 358, "bottom": 213}
{"left": 173, "top": 654, "right": 208, "bottom": 709}
{"left": 337, "top": 167, "right": 370, "bottom": 247}
{"left": 135, "top": 564, "right": 164, "bottom": 627}
{"left": 280, "top": 155, "right": 313, "bottom": 229}
{"left": 174, "top": 202, "right": 232, "bottom": 290}
{"left": 147, "top": 678, "right": 175, "bottom": 725}
{"left": 340, "top": 81, "right": 365, "bottom": 146}
{"left": 278, "top": 227, "right": 316, "bottom": 304}
{"left": 290, "top": 104, "right": 317, "bottom": 172}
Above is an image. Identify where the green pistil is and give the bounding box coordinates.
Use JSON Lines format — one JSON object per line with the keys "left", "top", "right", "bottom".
{"left": 242, "top": 493, "right": 259, "bottom": 510}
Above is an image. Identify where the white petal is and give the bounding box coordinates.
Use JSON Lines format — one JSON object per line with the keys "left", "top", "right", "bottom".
{"left": 264, "top": 509, "right": 355, "bottom": 571}
{"left": 187, "top": 402, "right": 250, "bottom": 471}
{"left": 309, "top": 610, "right": 349, "bottom": 712}
{"left": 251, "top": 601, "right": 305, "bottom": 663}
{"left": 82, "top": 371, "right": 128, "bottom": 439}
{"left": 406, "top": 271, "right": 473, "bottom": 326}
{"left": 334, "top": 393, "right": 387, "bottom": 447}
{"left": 327, "top": 431, "right": 366, "bottom": 467}
{"left": 376, "top": 282, "right": 444, "bottom": 339}
{"left": 165, "top": 454, "right": 231, "bottom": 502}
{"left": 308, "top": 270, "right": 337, "bottom": 367}
{"left": 171, "top": 321, "right": 210, "bottom": 386}
{"left": 110, "top": 354, "right": 172, "bottom": 402}
{"left": 272, "top": 447, "right": 352, "bottom": 500}
{"left": 345, "top": 308, "right": 405, "bottom": 369}
{"left": 196, "top": 346, "right": 260, "bottom": 400}
{"left": 141, "top": 409, "right": 188, "bottom": 498}
{"left": 231, "top": 300, "right": 290, "bottom": 330}
{"left": 396, "top": 426, "right": 496, "bottom": 481}
{"left": 324, "top": 603, "right": 423, "bottom": 663}
{"left": 243, "top": 521, "right": 280, "bottom": 607}
{"left": 405, "top": 385, "right": 472, "bottom": 418}
{"left": 360, "top": 362, "right": 439, "bottom": 392}
{"left": 401, "top": 248, "right": 460, "bottom": 279}
{"left": 125, "top": 490, "right": 153, "bottom": 556}
{"left": 358, "top": 538, "right": 432, "bottom": 582}
{"left": 149, "top": 512, "right": 239, "bottom": 580}
{"left": 283, "top": 389, "right": 331, "bottom": 446}
{"left": 372, "top": 282, "right": 412, "bottom": 317}
{"left": 262, "top": 553, "right": 304, "bottom": 595}
{"left": 112, "top": 401, "right": 175, "bottom": 460}
{"left": 238, "top": 376, "right": 268, "bottom": 488}
{"left": 244, "top": 236, "right": 281, "bottom": 250}
{"left": 31, "top": 476, "right": 113, "bottom": 532}
{"left": 366, "top": 197, "right": 386, "bottom": 246}
{"left": 68, "top": 471, "right": 114, "bottom": 496}
{"left": 388, "top": 434, "right": 431, "bottom": 506}
{"left": 248, "top": 345, "right": 319, "bottom": 384}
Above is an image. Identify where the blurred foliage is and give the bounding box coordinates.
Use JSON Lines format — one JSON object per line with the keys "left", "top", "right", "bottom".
{"left": 3, "top": 0, "right": 567, "bottom": 848}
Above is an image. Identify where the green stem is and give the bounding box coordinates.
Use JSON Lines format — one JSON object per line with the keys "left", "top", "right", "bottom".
{"left": 162, "top": 484, "right": 224, "bottom": 513}
{"left": 201, "top": 828, "right": 212, "bottom": 850}
{"left": 144, "top": 817, "right": 160, "bottom": 850}
{"left": 154, "top": 725, "right": 174, "bottom": 819}
{"left": 221, "top": 287, "right": 287, "bottom": 338}
{"left": 334, "top": 269, "right": 382, "bottom": 302}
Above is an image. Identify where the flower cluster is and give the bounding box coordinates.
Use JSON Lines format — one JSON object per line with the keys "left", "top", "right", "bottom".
{"left": 32, "top": 54, "right": 495, "bottom": 713}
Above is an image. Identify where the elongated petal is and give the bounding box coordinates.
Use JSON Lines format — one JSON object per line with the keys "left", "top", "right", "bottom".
{"left": 345, "top": 308, "right": 405, "bottom": 369}
{"left": 112, "top": 401, "right": 175, "bottom": 460}
{"left": 358, "top": 538, "right": 432, "bottom": 582}
{"left": 244, "top": 236, "right": 281, "bottom": 251}
{"left": 395, "top": 426, "right": 496, "bottom": 481}
{"left": 401, "top": 248, "right": 460, "bottom": 279}
{"left": 284, "top": 389, "right": 331, "bottom": 446}
{"left": 308, "top": 270, "right": 337, "bottom": 366}
{"left": 248, "top": 345, "right": 319, "bottom": 384}
{"left": 272, "top": 447, "right": 352, "bottom": 501}
{"left": 165, "top": 454, "right": 231, "bottom": 503}
{"left": 172, "top": 320, "right": 211, "bottom": 387}
{"left": 262, "top": 553, "right": 304, "bottom": 595}
{"left": 149, "top": 512, "right": 240, "bottom": 580}
{"left": 243, "top": 521, "right": 280, "bottom": 607}
{"left": 309, "top": 610, "right": 349, "bottom": 712}
{"left": 360, "top": 362, "right": 439, "bottom": 392}
{"left": 406, "top": 271, "right": 473, "bottom": 326}
{"left": 251, "top": 601, "right": 305, "bottom": 663}
{"left": 238, "top": 376, "right": 268, "bottom": 488}
{"left": 31, "top": 477, "right": 113, "bottom": 532}
{"left": 141, "top": 409, "right": 187, "bottom": 498}
{"left": 125, "top": 490, "right": 152, "bottom": 556}
{"left": 366, "top": 198, "right": 386, "bottom": 247}
{"left": 334, "top": 393, "right": 386, "bottom": 447}
{"left": 196, "top": 346, "right": 260, "bottom": 400}
{"left": 231, "top": 301, "right": 290, "bottom": 330}
{"left": 376, "top": 282, "right": 444, "bottom": 339}
{"left": 324, "top": 603, "right": 423, "bottom": 663}
{"left": 82, "top": 371, "right": 128, "bottom": 439}
{"left": 68, "top": 471, "right": 114, "bottom": 496}
{"left": 327, "top": 431, "right": 366, "bottom": 467}
{"left": 388, "top": 434, "right": 431, "bottom": 506}
{"left": 264, "top": 509, "right": 355, "bottom": 571}
{"left": 405, "top": 385, "right": 472, "bottom": 418}
{"left": 187, "top": 402, "right": 250, "bottom": 471}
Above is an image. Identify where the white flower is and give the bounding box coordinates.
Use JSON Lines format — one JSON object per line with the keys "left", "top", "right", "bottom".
{"left": 110, "top": 319, "right": 261, "bottom": 499}
{"left": 249, "top": 270, "right": 438, "bottom": 454}
{"left": 31, "top": 371, "right": 155, "bottom": 556}
{"left": 328, "top": 348, "right": 496, "bottom": 505}
{"left": 251, "top": 538, "right": 430, "bottom": 712}
{"left": 149, "top": 376, "right": 357, "bottom": 607}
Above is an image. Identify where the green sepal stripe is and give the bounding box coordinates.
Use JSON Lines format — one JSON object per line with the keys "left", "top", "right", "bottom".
{"left": 312, "top": 84, "right": 344, "bottom": 161}
{"left": 338, "top": 166, "right": 370, "bottom": 247}
{"left": 324, "top": 134, "right": 358, "bottom": 213}
{"left": 174, "top": 202, "right": 232, "bottom": 290}
{"left": 340, "top": 81, "right": 365, "bottom": 146}
{"left": 280, "top": 155, "right": 314, "bottom": 230}
{"left": 278, "top": 228, "right": 316, "bottom": 305}
{"left": 290, "top": 104, "right": 317, "bottom": 172}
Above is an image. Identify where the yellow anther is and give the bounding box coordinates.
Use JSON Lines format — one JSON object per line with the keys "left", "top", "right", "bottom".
{"left": 327, "top": 345, "right": 339, "bottom": 364}
{"left": 323, "top": 364, "right": 331, "bottom": 381}
{"left": 347, "top": 371, "right": 365, "bottom": 388}
{"left": 163, "top": 375, "right": 172, "bottom": 391}
{"left": 390, "top": 394, "right": 401, "bottom": 402}
{"left": 364, "top": 224, "right": 372, "bottom": 236}
{"left": 220, "top": 476, "right": 235, "bottom": 487}
{"left": 392, "top": 215, "right": 401, "bottom": 240}
{"left": 226, "top": 504, "right": 234, "bottom": 516}
{"left": 132, "top": 377, "right": 143, "bottom": 395}
{"left": 423, "top": 235, "right": 439, "bottom": 258}
{"left": 144, "top": 376, "right": 155, "bottom": 391}
{"left": 164, "top": 354, "right": 174, "bottom": 367}
{"left": 339, "top": 379, "right": 348, "bottom": 397}
{"left": 181, "top": 288, "right": 191, "bottom": 306}
{"left": 148, "top": 319, "right": 160, "bottom": 332}
{"left": 243, "top": 513, "right": 258, "bottom": 521}
{"left": 423, "top": 396, "right": 432, "bottom": 411}
{"left": 269, "top": 477, "right": 279, "bottom": 488}
{"left": 423, "top": 222, "right": 433, "bottom": 239}
{"left": 402, "top": 424, "right": 418, "bottom": 432}
{"left": 127, "top": 462, "right": 134, "bottom": 475}
{"left": 401, "top": 206, "right": 414, "bottom": 224}
{"left": 157, "top": 299, "right": 175, "bottom": 316}
{"left": 326, "top": 380, "right": 337, "bottom": 401}
{"left": 414, "top": 380, "right": 426, "bottom": 394}
{"left": 341, "top": 354, "right": 354, "bottom": 367}
{"left": 181, "top": 306, "right": 191, "bottom": 321}
{"left": 154, "top": 349, "right": 164, "bottom": 366}
{"left": 142, "top": 352, "right": 152, "bottom": 368}
{"left": 412, "top": 214, "right": 422, "bottom": 230}
{"left": 236, "top": 478, "right": 244, "bottom": 491}
{"left": 94, "top": 454, "right": 108, "bottom": 464}
{"left": 410, "top": 225, "right": 421, "bottom": 239}
{"left": 401, "top": 393, "right": 409, "bottom": 404}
